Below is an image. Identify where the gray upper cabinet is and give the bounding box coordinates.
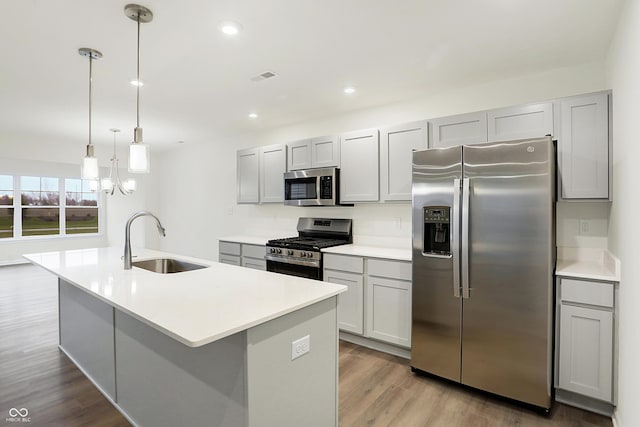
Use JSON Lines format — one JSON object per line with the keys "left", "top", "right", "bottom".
{"left": 259, "top": 144, "right": 287, "bottom": 203}
{"left": 488, "top": 102, "right": 553, "bottom": 142}
{"left": 287, "top": 136, "right": 339, "bottom": 170}
{"left": 287, "top": 139, "right": 312, "bottom": 170}
{"left": 311, "top": 135, "right": 340, "bottom": 168}
{"left": 380, "top": 120, "right": 427, "bottom": 201}
{"left": 559, "top": 93, "right": 609, "bottom": 200}
{"left": 340, "top": 128, "right": 380, "bottom": 202}
{"left": 237, "top": 148, "right": 260, "bottom": 203}
{"left": 429, "top": 111, "right": 488, "bottom": 148}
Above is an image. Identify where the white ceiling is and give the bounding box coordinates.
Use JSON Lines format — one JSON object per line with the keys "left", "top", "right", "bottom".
{"left": 0, "top": 0, "right": 623, "bottom": 151}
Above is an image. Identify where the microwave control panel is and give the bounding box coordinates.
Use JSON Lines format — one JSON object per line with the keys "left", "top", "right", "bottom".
{"left": 319, "top": 176, "right": 333, "bottom": 199}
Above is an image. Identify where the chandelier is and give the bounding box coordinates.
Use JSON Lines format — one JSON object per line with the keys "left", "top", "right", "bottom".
{"left": 101, "top": 129, "right": 136, "bottom": 195}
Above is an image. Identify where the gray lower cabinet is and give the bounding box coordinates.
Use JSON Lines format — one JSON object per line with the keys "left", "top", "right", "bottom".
{"left": 324, "top": 254, "right": 364, "bottom": 334}
{"left": 324, "top": 253, "right": 411, "bottom": 349}
{"left": 219, "top": 241, "right": 266, "bottom": 271}
{"left": 556, "top": 277, "right": 615, "bottom": 410}
{"left": 365, "top": 259, "right": 412, "bottom": 348}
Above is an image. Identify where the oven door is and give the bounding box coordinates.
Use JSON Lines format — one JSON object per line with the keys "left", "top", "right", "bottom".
{"left": 266, "top": 259, "right": 322, "bottom": 281}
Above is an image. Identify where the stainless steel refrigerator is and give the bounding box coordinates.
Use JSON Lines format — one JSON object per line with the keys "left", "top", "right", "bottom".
{"left": 411, "top": 136, "right": 555, "bottom": 410}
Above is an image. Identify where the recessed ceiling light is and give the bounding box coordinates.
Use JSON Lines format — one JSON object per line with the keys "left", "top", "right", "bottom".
{"left": 343, "top": 86, "right": 356, "bottom": 94}
{"left": 130, "top": 79, "right": 144, "bottom": 87}
{"left": 219, "top": 21, "right": 241, "bottom": 36}
{"left": 248, "top": 112, "right": 258, "bottom": 119}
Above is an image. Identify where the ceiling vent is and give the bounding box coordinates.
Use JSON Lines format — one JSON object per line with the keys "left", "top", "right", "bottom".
{"left": 251, "top": 71, "right": 277, "bottom": 82}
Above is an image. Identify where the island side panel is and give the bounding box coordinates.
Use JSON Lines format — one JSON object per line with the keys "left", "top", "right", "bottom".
{"left": 114, "top": 309, "right": 247, "bottom": 427}
{"left": 59, "top": 279, "right": 116, "bottom": 400}
{"left": 246, "top": 296, "right": 338, "bottom": 427}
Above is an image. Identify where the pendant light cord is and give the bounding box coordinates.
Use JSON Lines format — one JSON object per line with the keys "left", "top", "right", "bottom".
{"left": 89, "top": 54, "right": 93, "bottom": 147}
{"left": 136, "top": 12, "right": 141, "bottom": 129}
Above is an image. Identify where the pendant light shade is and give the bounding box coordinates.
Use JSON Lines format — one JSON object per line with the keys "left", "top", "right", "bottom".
{"left": 125, "top": 4, "right": 153, "bottom": 174}
{"left": 79, "top": 47, "right": 102, "bottom": 180}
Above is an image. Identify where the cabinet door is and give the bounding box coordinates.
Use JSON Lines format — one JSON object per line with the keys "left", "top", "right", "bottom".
{"left": 380, "top": 121, "right": 427, "bottom": 201}
{"left": 366, "top": 276, "right": 411, "bottom": 347}
{"left": 287, "top": 140, "right": 312, "bottom": 171}
{"left": 430, "top": 112, "right": 487, "bottom": 148}
{"left": 488, "top": 103, "right": 553, "bottom": 142}
{"left": 324, "top": 269, "right": 364, "bottom": 334}
{"left": 260, "top": 144, "right": 286, "bottom": 203}
{"left": 310, "top": 135, "right": 340, "bottom": 168}
{"left": 237, "top": 148, "right": 260, "bottom": 203}
{"left": 559, "top": 93, "right": 609, "bottom": 199}
{"left": 559, "top": 304, "right": 613, "bottom": 402}
{"left": 340, "top": 128, "right": 379, "bottom": 202}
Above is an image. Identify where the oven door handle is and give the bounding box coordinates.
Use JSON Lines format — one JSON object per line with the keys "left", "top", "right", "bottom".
{"left": 265, "top": 255, "right": 320, "bottom": 268}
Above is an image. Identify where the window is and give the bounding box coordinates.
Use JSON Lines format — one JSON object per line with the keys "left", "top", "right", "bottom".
{"left": 0, "top": 175, "right": 13, "bottom": 239}
{"left": 21, "top": 176, "right": 60, "bottom": 236}
{"left": 65, "top": 178, "right": 98, "bottom": 234}
{"left": 0, "top": 174, "right": 101, "bottom": 240}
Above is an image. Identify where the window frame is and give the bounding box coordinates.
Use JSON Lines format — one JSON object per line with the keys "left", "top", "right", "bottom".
{"left": 0, "top": 173, "right": 102, "bottom": 241}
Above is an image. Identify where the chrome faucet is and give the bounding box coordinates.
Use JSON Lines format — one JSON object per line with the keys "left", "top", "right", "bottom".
{"left": 124, "top": 211, "right": 166, "bottom": 269}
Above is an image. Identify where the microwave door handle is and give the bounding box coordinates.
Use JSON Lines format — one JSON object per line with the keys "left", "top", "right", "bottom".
{"left": 452, "top": 179, "right": 461, "bottom": 298}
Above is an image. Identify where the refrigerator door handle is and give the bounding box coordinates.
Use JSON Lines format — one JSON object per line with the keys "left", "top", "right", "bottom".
{"left": 452, "top": 179, "right": 461, "bottom": 298}
{"left": 461, "top": 178, "right": 470, "bottom": 299}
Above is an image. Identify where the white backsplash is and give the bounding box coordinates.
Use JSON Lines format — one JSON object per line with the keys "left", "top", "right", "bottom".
{"left": 231, "top": 200, "right": 608, "bottom": 250}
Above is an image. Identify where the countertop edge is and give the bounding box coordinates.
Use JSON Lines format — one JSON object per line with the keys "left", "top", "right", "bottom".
{"left": 23, "top": 249, "right": 347, "bottom": 348}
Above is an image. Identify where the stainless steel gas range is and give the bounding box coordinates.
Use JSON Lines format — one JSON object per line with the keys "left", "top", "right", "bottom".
{"left": 266, "top": 218, "right": 352, "bottom": 280}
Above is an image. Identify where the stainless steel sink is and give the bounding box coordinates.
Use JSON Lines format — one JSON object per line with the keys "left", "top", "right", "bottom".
{"left": 132, "top": 258, "right": 208, "bottom": 274}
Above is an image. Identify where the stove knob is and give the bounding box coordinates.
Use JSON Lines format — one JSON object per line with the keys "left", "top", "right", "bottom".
{"left": 307, "top": 252, "right": 314, "bottom": 258}
{"left": 270, "top": 248, "right": 276, "bottom": 254}
{"left": 287, "top": 250, "right": 294, "bottom": 256}
{"left": 300, "top": 252, "right": 306, "bottom": 258}
{"left": 277, "top": 249, "right": 282, "bottom": 254}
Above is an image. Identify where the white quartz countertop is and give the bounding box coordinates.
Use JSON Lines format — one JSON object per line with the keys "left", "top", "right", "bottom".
{"left": 556, "top": 248, "right": 620, "bottom": 282}
{"left": 24, "top": 247, "right": 346, "bottom": 348}
{"left": 321, "top": 244, "right": 412, "bottom": 261}
{"left": 218, "top": 235, "right": 274, "bottom": 246}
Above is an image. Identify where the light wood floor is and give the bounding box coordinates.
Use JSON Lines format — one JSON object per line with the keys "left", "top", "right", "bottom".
{"left": 1, "top": 264, "right": 613, "bottom": 427}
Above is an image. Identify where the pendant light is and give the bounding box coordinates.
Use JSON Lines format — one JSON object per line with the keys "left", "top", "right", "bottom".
{"left": 101, "top": 129, "right": 137, "bottom": 195}
{"left": 79, "top": 48, "right": 102, "bottom": 180}
{"left": 125, "top": 4, "right": 153, "bottom": 173}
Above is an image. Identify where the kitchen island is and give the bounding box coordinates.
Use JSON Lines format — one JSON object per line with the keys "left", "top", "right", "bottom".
{"left": 24, "top": 247, "right": 346, "bottom": 427}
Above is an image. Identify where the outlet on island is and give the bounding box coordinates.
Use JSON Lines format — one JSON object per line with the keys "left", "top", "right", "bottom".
{"left": 291, "top": 335, "right": 311, "bottom": 360}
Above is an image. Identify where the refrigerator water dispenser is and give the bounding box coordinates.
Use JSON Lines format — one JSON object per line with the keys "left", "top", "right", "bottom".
{"left": 423, "top": 206, "right": 450, "bottom": 255}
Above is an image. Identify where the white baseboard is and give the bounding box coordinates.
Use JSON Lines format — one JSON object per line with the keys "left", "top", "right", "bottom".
{"left": 339, "top": 331, "right": 410, "bottom": 359}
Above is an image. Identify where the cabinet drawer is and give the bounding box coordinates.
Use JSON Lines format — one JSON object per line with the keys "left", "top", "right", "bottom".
{"left": 323, "top": 254, "right": 364, "bottom": 274}
{"left": 219, "top": 254, "right": 241, "bottom": 266}
{"left": 242, "top": 244, "right": 266, "bottom": 259}
{"left": 242, "top": 258, "right": 266, "bottom": 271}
{"left": 219, "top": 241, "right": 241, "bottom": 256}
{"left": 367, "top": 259, "right": 411, "bottom": 281}
{"left": 561, "top": 278, "right": 613, "bottom": 308}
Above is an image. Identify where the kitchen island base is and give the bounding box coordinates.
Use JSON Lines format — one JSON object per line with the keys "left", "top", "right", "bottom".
{"left": 58, "top": 279, "right": 339, "bottom": 427}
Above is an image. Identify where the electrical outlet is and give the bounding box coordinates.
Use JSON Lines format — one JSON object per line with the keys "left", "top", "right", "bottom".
{"left": 291, "top": 335, "right": 310, "bottom": 360}
{"left": 579, "top": 220, "right": 590, "bottom": 234}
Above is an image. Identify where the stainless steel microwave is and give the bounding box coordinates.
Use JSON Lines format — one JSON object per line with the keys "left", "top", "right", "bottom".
{"left": 284, "top": 167, "right": 345, "bottom": 206}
